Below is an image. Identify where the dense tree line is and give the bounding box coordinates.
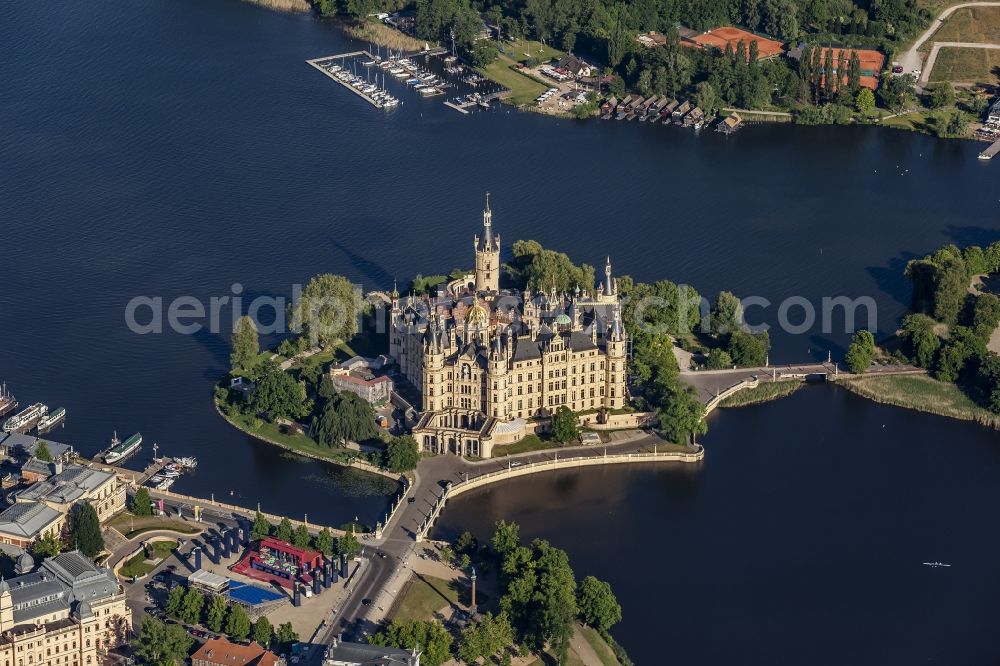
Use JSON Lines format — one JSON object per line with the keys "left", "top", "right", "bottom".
{"left": 900, "top": 242, "right": 1000, "bottom": 412}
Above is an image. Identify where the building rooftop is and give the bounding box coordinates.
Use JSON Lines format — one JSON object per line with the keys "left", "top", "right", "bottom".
{"left": 16, "top": 464, "right": 115, "bottom": 505}
{"left": 193, "top": 638, "right": 283, "bottom": 666}
{"left": 0, "top": 502, "right": 62, "bottom": 539}
{"left": 6, "top": 551, "right": 119, "bottom": 624}
{"left": 0, "top": 434, "right": 73, "bottom": 460}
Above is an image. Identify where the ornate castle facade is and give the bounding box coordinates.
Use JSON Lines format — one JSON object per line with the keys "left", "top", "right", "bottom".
{"left": 390, "top": 197, "right": 628, "bottom": 458}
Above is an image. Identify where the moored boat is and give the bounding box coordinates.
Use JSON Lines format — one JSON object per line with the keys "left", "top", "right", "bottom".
{"left": 104, "top": 431, "right": 142, "bottom": 463}
{"left": 3, "top": 403, "right": 47, "bottom": 433}
{"left": 36, "top": 407, "right": 66, "bottom": 431}
{"left": 0, "top": 383, "right": 17, "bottom": 418}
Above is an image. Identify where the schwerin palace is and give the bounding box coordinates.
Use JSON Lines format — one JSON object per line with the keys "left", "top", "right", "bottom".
{"left": 390, "top": 197, "right": 628, "bottom": 458}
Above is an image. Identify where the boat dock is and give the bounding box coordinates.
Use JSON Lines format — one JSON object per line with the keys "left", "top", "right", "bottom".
{"left": 444, "top": 100, "right": 471, "bottom": 114}
{"left": 306, "top": 51, "right": 383, "bottom": 108}
{"left": 979, "top": 137, "right": 1000, "bottom": 160}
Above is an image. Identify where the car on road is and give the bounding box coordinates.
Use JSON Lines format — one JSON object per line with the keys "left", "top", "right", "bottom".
{"left": 361, "top": 598, "right": 372, "bottom": 606}
{"left": 377, "top": 551, "right": 387, "bottom": 559}
{"left": 511, "top": 461, "right": 523, "bottom": 467}
{"left": 407, "top": 497, "right": 416, "bottom": 503}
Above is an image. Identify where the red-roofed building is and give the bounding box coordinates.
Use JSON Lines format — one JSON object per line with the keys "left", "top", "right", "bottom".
{"left": 192, "top": 639, "right": 284, "bottom": 666}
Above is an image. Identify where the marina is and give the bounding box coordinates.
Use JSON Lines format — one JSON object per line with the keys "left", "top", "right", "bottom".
{"left": 978, "top": 137, "right": 1000, "bottom": 160}
{"left": 307, "top": 48, "right": 456, "bottom": 109}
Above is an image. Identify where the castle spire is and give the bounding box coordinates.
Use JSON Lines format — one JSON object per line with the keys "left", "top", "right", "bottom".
{"left": 603, "top": 256, "right": 615, "bottom": 297}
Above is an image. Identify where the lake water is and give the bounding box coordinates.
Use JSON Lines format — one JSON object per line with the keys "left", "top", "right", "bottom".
{"left": 4, "top": 0, "right": 1000, "bottom": 660}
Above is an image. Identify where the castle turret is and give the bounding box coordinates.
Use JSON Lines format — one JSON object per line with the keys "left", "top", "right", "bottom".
{"left": 605, "top": 304, "right": 627, "bottom": 410}
{"left": 474, "top": 193, "right": 500, "bottom": 293}
{"left": 487, "top": 327, "right": 510, "bottom": 420}
{"left": 0, "top": 578, "right": 12, "bottom": 630}
{"left": 422, "top": 319, "right": 445, "bottom": 411}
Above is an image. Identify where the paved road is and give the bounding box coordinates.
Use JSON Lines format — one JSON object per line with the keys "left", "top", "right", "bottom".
{"left": 320, "top": 430, "right": 664, "bottom": 642}
{"left": 679, "top": 363, "right": 924, "bottom": 405}
{"left": 898, "top": 2, "right": 1000, "bottom": 86}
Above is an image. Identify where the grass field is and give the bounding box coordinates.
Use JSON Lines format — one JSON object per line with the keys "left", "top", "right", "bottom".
{"left": 929, "top": 7, "right": 1000, "bottom": 44}
{"left": 119, "top": 541, "right": 177, "bottom": 578}
{"left": 577, "top": 624, "right": 623, "bottom": 666}
{"left": 841, "top": 374, "right": 1000, "bottom": 428}
{"left": 929, "top": 46, "right": 1000, "bottom": 84}
{"left": 481, "top": 39, "right": 563, "bottom": 106}
{"left": 720, "top": 381, "right": 802, "bottom": 408}
{"left": 221, "top": 403, "right": 363, "bottom": 465}
{"left": 108, "top": 514, "right": 201, "bottom": 539}
{"left": 880, "top": 110, "right": 938, "bottom": 132}
{"left": 391, "top": 574, "right": 459, "bottom": 621}
{"left": 491, "top": 433, "right": 559, "bottom": 456}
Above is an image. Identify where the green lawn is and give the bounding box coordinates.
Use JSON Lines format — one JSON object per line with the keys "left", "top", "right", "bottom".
{"left": 222, "top": 405, "right": 361, "bottom": 465}
{"left": 108, "top": 514, "right": 201, "bottom": 539}
{"left": 720, "top": 381, "right": 802, "bottom": 408}
{"left": 880, "top": 110, "right": 938, "bottom": 132}
{"left": 841, "top": 374, "right": 1000, "bottom": 428}
{"left": 929, "top": 46, "right": 1000, "bottom": 84}
{"left": 391, "top": 574, "right": 460, "bottom": 621}
{"left": 491, "top": 434, "right": 561, "bottom": 456}
{"left": 119, "top": 541, "right": 177, "bottom": 578}
{"left": 480, "top": 58, "right": 548, "bottom": 105}
{"left": 498, "top": 38, "right": 563, "bottom": 63}
{"left": 577, "top": 624, "right": 623, "bottom": 666}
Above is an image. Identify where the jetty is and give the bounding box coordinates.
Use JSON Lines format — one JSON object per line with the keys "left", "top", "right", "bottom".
{"left": 307, "top": 51, "right": 384, "bottom": 108}
{"left": 979, "top": 137, "right": 1000, "bottom": 160}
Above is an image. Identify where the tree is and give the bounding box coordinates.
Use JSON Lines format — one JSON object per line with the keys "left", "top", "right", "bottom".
{"left": 31, "top": 532, "right": 61, "bottom": 560}
{"left": 900, "top": 314, "right": 939, "bottom": 368}
{"left": 204, "top": 594, "right": 228, "bottom": 633}
{"left": 455, "top": 531, "right": 478, "bottom": 555}
{"left": 383, "top": 435, "right": 420, "bottom": 472}
{"left": 133, "top": 616, "right": 194, "bottom": 666}
{"left": 69, "top": 502, "right": 103, "bottom": 558}
{"left": 131, "top": 486, "right": 153, "bottom": 516}
{"left": 251, "top": 512, "right": 272, "bottom": 541}
{"left": 252, "top": 616, "right": 273, "bottom": 647}
{"left": 275, "top": 622, "right": 299, "bottom": 651}
{"left": 705, "top": 347, "right": 733, "bottom": 369}
{"left": 165, "top": 586, "right": 186, "bottom": 618}
{"left": 178, "top": 587, "right": 205, "bottom": 625}
{"left": 928, "top": 82, "right": 955, "bottom": 109}
{"left": 656, "top": 385, "right": 707, "bottom": 444}
{"left": 855, "top": 87, "right": 875, "bottom": 114}
{"left": 288, "top": 274, "right": 363, "bottom": 348}
{"left": 314, "top": 527, "right": 334, "bottom": 556}
{"left": 338, "top": 529, "right": 360, "bottom": 559}
{"left": 492, "top": 520, "right": 520, "bottom": 558}
{"left": 695, "top": 80, "right": 720, "bottom": 117}
{"left": 248, "top": 364, "right": 309, "bottom": 422}
{"left": 458, "top": 612, "right": 515, "bottom": 664}
{"left": 844, "top": 329, "right": 876, "bottom": 374}
{"left": 311, "top": 391, "right": 377, "bottom": 448}
{"left": 370, "top": 620, "right": 452, "bottom": 666}
{"left": 711, "top": 291, "right": 744, "bottom": 336}
{"left": 877, "top": 73, "right": 915, "bottom": 112}
{"left": 35, "top": 441, "right": 52, "bottom": 462}
{"left": 230, "top": 315, "right": 259, "bottom": 374}
{"left": 550, "top": 406, "right": 579, "bottom": 443}
{"left": 292, "top": 524, "right": 312, "bottom": 549}
{"left": 275, "top": 518, "right": 294, "bottom": 544}
{"left": 972, "top": 293, "right": 1000, "bottom": 340}
{"left": 577, "top": 576, "right": 622, "bottom": 632}
{"left": 225, "top": 604, "right": 252, "bottom": 642}
{"left": 727, "top": 330, "right": 770, "bottom": 366}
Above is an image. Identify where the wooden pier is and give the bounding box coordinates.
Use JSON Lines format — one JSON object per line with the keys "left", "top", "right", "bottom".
{"left": 306, "top": 51, "right": 385, "bottom": 108}
{"left": 979, "top": 137, "right": 1000, "bottom": 160}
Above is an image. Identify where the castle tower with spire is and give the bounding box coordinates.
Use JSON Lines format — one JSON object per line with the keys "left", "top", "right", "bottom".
{"left": 474, "top": 193, "right": 500, "bottom": 293}
{"left": 390, "top": 198, "right": 630, "bottom": 459}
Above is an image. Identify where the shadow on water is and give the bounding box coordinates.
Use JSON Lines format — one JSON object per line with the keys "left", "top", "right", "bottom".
{"left": 865, "top": 250, "right": 919, "bottom": 309}
{"left": 330, "top": 235, "right": 394, "bottom": 289}
{"left": 941, "top": 225, "right": 1000, "bottom": 249}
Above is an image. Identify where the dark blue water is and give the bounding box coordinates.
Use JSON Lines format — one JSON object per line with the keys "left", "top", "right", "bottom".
{"left": 436, "top": 383, "right": 1000, "bottom": 665}
{"left": 4, "top": 0, "right": 1000, "bottom": 660}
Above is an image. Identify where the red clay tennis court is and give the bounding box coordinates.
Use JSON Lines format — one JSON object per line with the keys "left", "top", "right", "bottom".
{"left": 691, "top": 27, "right": 786, "bottom": 59}
{"left": 814, "top": 47, "right": 886, "bottom": 89}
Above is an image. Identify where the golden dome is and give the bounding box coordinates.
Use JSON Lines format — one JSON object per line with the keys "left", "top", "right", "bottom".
{"left": 467, "top": 302, "right": 489, "bottom": 327}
